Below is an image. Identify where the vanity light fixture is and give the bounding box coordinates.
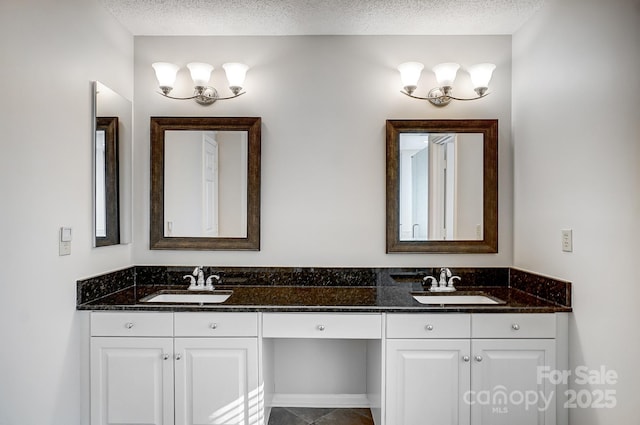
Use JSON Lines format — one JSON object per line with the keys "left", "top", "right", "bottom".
{"left": 151, "top": 62, "right": 249, "bottom": 106}
{"left": 398, "top": 62, "right": 496, "bottom": 107}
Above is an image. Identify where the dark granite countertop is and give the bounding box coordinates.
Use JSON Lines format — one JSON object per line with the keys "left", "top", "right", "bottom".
{"left": 77, "top": 267, "right": 571, "bottom": 313}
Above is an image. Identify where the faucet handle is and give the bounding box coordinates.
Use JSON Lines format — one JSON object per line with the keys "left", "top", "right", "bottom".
{"left": 184, "top": 274, "right": 199, "bottom": 290}
{"left": 423, "top": 276, "right": 437, "bottom": 291}
{"left": 206, "top": 274, "right": 220, "bottom": 283}
{"left": 448, "top": 276, "right": 461, "bottom": 287}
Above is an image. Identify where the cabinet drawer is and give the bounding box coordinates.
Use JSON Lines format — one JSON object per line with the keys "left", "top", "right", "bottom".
{"left": 387, "top": 314, "right": 470, "bottom": 338}
{"left": 174, "top": 313, "right": 258, "bottom": 337}
{"left": 263, "top": 313, "right": 382, "bottom": 339}
{"left": 91, "top": 312, "right": 173, "bottom": 337}
{"left": 472, "top": 313, "right": 556, "bottom": 338}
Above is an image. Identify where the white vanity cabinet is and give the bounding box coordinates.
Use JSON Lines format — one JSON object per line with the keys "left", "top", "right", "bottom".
{"left": 89, "top": 310, "right": 567, "bottom": 425}
{"left": 386, "top": 314, "right": 472, "bottom": 425}
{"left": 173, "top": 313, "right": 260, "bottom": 425}
{"left": 385, "top": 313, "right": 566, "bottom": 425}
{"left": 90, "top": 312, "right": 175, "bottom": 425}
{"left": 90, "top": 312, "right": 260, "bottom": 425}
{"left": 470, "top": 314, "right": 557, "bottom": 425}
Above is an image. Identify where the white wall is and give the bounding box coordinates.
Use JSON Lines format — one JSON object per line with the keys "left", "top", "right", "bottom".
{"left": 272, "top": 339, "right": 367, "bottom": 396}
{"left": 512, "top": 0, "right": 640, "bottom": 423}
{"left": 133, "top": 35, "right": 513, "bottom": 267}
{"left": 0, "top": 0, "right": 133, "bottom": 424}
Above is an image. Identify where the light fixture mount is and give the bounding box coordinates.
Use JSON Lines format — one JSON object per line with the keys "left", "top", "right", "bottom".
{"left": 157, "top": 86, "right": 246, "bottom": 105}
{"left": 400, "top": 87, "right": 489, "bottom": 107}
{"left": 427, "top": 87, "right": 452, "bottom": 107}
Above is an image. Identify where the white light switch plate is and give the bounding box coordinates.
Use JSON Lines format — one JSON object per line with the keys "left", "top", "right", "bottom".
{"left": 59, "top": 227, "right": 72, "bottom": 256}
{"left": 61, "top": 227, "right": 72, "bottom": 242}
{"left": 561, "top": 229, "right": 573, "bottom": 252}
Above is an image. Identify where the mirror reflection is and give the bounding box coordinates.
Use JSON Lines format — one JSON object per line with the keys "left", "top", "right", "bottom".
{"left": 93, "top": 81, "right": 132, "bottom": 247}
{"left": 95, "top": 117, "right": 119, "bottom": 244}
{"left": 150, "top": 116, "right": 261, "bottom": 250}
{"left": 399, "top": 132, "right": 483, "bottom": 241}
{"left": 164, "top": 130, "right": 248, "bottom": 238}
{"left": 386, "top": 119, "right": 498, "bottom": 253}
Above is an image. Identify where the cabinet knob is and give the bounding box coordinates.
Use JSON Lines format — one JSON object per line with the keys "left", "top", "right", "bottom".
{"left": 512, "top": 323, "right": 520, "bottom": 331}
{"left": 474, "top": 355, "right": 483, "bottom": 362}
{"left": 462, "top": 355, "right": 470, "bottom": 362}
{"left": 425, "top": 324, "right": 434, "bottom": 331}
{"left": 163, "top": 354, "right": 170, "bottom": 360}
{"left": 125, "top": 322, "right": 134, "bottom": 329}
{"left": 175, "top": 354, "right": 182, "bottom": 360}
{"left": 318, "top": 325, "right": 326, "bottom": 331}
{"left": 210, "top": 323, "right": 218, "bottom": 330}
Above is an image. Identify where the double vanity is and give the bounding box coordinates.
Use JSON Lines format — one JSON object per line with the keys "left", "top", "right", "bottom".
{"left": 78, "top": 266, "right": 571, "bottom": 425}
{"left": 86, "top": 80, "right": 569, "bottom": 425}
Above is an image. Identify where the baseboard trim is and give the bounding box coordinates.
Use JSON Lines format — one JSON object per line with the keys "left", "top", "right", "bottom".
{"left": 270, "top": 393, "right": 370, "bottom": 408}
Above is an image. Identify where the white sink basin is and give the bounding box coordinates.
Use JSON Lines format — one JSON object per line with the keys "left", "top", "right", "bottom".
{"left": 413, "top": 294, "right": 502, "bottom": 305}
{"left": 143, "top": 292, "right": 232, "bottom": 304}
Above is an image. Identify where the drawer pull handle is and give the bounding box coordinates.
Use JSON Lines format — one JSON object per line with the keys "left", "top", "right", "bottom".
{"left": 125, "top": 322, "right": 134, "bottom": 329}
{"left": 175, "top": 354, "right": 182, "bottom": 360}
{"left": 163, "top": 354, "right": 170, "bottom": 360}
{"left": 425, "top": 324, "right": 434, "bottom": 331}
{"left": 210, "top": 323, "right": 218, "bottom": 330}
{"left": 318, "top": 325, "right": 326, "bottom": 331}
{"left": 462, "top": 355, "right": 470, "bottom": 362}
{"left": 512, "top": 323, "right": 520, "bottom": 331}
{"left": 474, "top": 355, "right": 483, "bottom": 362}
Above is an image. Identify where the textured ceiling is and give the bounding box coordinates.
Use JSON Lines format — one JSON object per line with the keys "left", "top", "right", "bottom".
{"left": 98, "top": 0, "right": 545, "bottom": 36}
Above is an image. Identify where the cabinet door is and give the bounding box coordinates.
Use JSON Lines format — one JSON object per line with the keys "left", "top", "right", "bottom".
{"left": 174, "top": 338, "right": 259, "bottom": 425}
{"left": 471, "top": 339, "right": 555, "bottom": 425}
{"left": 386, "top": 339, "right": 471, "bottom": 425}
{"left": 91, "top": 337, "right": 174, "bottom": 425}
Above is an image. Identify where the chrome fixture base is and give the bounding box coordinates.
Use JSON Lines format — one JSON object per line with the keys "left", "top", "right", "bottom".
{"left": 195, "top": 87, "right": 218, "bottom": 105}
{"left": 400, "top": 87, "right": 489, "bottom": 107}
{"left": 429, "top": 286, "right": 457, "bottom": 292}
{"left": 427, "top": 87, "right": 452, "bottom": 107}
{"left": 157, "top": 86, "right": 246, "bottom": 106}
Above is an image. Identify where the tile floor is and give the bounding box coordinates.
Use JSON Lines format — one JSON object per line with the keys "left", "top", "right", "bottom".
{"left": 267, "top": 407, "right": 374, "bottom": 425}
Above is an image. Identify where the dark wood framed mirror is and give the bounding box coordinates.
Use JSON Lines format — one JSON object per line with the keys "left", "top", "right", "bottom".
{"left": 150, "top": 116, "right": 261, "bottom": 250}
{"left": 386, "top": 119, "right": 498, "bottom": 253}
{"left": 95, "top": 116, "right": 120, "bottom": 246}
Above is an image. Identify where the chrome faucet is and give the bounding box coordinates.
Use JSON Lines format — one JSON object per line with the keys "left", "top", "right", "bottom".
{"left": 186, "top": 266, "right": 221, "bottom": 291}
{"left": 423, "top": 268, "right": 460, "bottom": 292}
{"left": 183, "top": 266, "right": 206, "bottom": 291}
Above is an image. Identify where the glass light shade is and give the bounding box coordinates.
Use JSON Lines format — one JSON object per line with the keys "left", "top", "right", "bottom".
{"left": 152, "top": 62, "right": 180, "bottom": 89}
{"left": 187, "top": 62, "right": 214, "bottom": 87}
{"left": 468, "top": 63, "right": 496, "bottom": 89}
{"left": 432, "top": 62, "right": 460, "bottom": 87}
{"left": 222, "top": 63, "right": 249, "bottom": 88}
{"left": 397, "top": 62, "right": 424, "bottom": 88}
